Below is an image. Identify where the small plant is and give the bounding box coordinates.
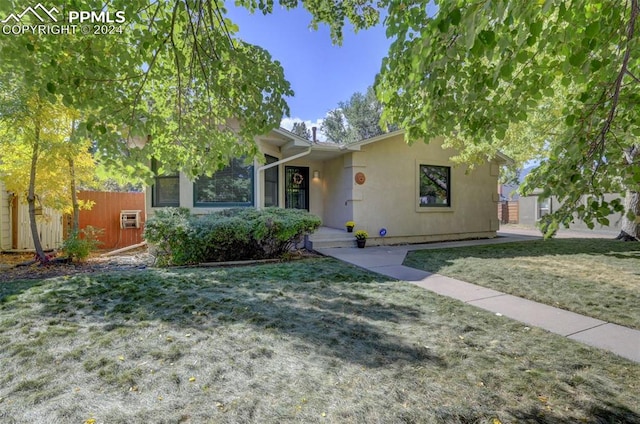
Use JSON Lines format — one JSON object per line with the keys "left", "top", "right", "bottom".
{"left": 345, "top": 221, "right": 355, "bottom": 232}
{"left": 354, "top": 230, "right": 368, "bottom": 240}
{"left": 62, "top": 226, "right": 103, "bottom": 262}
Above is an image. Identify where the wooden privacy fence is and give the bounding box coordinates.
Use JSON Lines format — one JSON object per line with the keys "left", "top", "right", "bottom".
{"left": 498, "top": 201, "right": 519, "bottom": 224}
{"left": 68, "top": 191, "right": 146, "bottom": 250}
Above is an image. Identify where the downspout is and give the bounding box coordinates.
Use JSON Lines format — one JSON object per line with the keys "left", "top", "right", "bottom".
{"left": 256, "top": 147, "right": 312, "bottom": 210}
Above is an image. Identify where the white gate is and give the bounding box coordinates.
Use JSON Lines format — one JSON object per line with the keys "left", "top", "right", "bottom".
{"left": 15, "top": 202, "right": 63, "bottom": 250}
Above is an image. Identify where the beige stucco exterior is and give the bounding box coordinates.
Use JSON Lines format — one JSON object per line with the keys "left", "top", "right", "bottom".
{"left": 146, "top": 128, "right": 505, "bottom": 245}
{"left": 317, "top": 133, "right": 501, "bottom": 244}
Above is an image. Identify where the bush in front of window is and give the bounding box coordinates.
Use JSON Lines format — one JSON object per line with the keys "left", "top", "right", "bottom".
{"left": 143, "top": 207, "right": 321, "bottom": 266}
{"left": 143, "top": 207, "right": 195, "bottom": 266}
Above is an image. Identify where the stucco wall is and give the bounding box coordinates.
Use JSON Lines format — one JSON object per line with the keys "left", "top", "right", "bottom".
{"left": 349, "top": 134, "right": 500, "bottom": 243}
{"left": 320, "top": 155, "right": 354, "bottom": 229}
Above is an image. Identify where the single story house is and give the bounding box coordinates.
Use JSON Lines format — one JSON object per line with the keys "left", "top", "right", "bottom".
{"left": 146, "top": 128, "right": 509, "bottom": 246}
{"left": 0, "top": 181, "right": 63, "bottom": 251}
{"left": 519, "top": 191, "right": 623, "bottom": 235}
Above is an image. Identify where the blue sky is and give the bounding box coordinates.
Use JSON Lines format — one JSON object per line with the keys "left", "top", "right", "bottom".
{"left": 224, "top": 3, "right": 393, "bottom": 134}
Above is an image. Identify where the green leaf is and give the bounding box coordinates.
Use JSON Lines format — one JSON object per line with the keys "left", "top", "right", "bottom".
{"left": 565, "top": 114, "right": 575, "bottom": 126}
{"left": 529, "top": 21, "right": 543, "bottom": 37}
{"left": 450, "top": 9, "right": 462, "bottom": 26}
{"left": 516, "top": 50, "right": 529, "bottom": 63}
{"left": 569, "top": 51, "right": 586, "bottom": 67}
{"left": 585, "top": 22, "right": 600, "bottom": 37}
{"left": 479, "top": 30, "right": 496, "bottom": 47}
{"left": 46, "top": 82, "right": 56, "bottom": 94}
{"left": 437, "top": 18, "right": 450, "bottom": 33}
{"left": 500, "top": 63, "right": 513, "bottom": 78}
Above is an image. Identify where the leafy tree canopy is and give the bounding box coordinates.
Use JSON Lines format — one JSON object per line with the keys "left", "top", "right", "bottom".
{"left": 0, "top": 0, "right": 293, "bottom": 180}
{"left": 0, "top": 92, "right": 96, "bottom": 214}
{"left": 291, "top": 121, "right": 312, "bottom": 140}
{"left": 322, "top": 86, "right": 395, "bottom": 143}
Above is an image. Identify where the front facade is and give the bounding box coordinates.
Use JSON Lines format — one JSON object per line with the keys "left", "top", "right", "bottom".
{"left": 146, "top": 129, "right": 506, "bottom": 245}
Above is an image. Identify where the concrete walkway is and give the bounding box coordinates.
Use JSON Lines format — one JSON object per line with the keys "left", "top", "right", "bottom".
{"left": 316, "top": 231, "right": 640, "bottom": 363}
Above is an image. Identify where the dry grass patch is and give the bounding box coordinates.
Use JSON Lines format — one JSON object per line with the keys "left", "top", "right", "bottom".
{"left": 404, "top": 238, "right": 640, "bottom": 329}
{"left": 0, "top": 258, "right": 638, "bottom": 423}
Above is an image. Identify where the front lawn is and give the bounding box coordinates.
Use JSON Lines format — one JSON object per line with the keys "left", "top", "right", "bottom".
{"left": 1, "top": 258, "right": 638, "bottom": 423}
{"left": 403, "top": 238, "right": 640, "bottom": 330}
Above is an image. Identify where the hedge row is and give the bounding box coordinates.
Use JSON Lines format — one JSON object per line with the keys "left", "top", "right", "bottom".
{"left": 143, "top": 207, "right": 321, "bottom": 266}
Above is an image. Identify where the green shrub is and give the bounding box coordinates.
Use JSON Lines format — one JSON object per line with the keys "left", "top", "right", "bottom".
{"left": 143, "top": 207, "right": 321, "bottom": 266}
{"left": 62, "top": 226, "right": 104, "bottom": 261}
{"left": 142, "top": 208, "right": 194, "bottom": 266}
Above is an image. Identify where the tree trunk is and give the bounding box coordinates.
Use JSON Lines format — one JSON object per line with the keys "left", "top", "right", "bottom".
{"left": 69, "top": 158, "right": 79, "bottom": 234}
{"left": 617, "top": 189, "right": 640, "bottom": 240}
{"left": 28, "top": 118, "right": 47, "bottom": 262}
{"left": 616, "top": 145, "right": 640, "bottom": 241}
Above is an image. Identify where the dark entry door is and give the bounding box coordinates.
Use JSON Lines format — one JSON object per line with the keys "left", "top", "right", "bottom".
{"left": 285, "top": 166, "right": 309, "bottom": 211}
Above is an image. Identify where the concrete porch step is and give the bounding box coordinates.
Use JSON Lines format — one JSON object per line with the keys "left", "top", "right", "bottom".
{"left": 305, "top": 226, "right": 357, "bottom": 249}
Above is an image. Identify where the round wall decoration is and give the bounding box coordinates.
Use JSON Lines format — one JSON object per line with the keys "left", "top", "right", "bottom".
{"left": 292, "top": 172, "right": 304, "bottom": 185}
{"left": 355, "top": 172, "right": 366, "bottom": 185}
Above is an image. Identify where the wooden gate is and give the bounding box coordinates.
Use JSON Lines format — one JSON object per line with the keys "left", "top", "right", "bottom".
{"left": 11, "top": 199, "right": 63, "bottom": 250}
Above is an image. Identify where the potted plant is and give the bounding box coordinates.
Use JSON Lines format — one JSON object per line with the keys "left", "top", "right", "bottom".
{"left": 354, "top": 230, "right": 368, "bottom": 248}
{"left": 345, "top": 221, "right": 355, "bottom": 232}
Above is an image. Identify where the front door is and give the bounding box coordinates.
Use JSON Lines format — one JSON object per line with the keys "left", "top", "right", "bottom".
{"left": 285, "top": 166, "right": 309, "bottom": 211}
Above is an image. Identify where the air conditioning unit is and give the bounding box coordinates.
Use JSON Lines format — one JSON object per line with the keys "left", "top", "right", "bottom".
{"left": 120, "top": 210, "right": 141, "bottom": 229}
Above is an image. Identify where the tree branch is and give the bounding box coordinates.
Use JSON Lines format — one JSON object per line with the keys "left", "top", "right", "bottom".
{"left": 594, "top": 0, "right": 637, "bottom": 153}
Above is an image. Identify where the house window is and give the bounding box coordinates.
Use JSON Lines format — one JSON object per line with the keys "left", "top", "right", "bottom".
{"left": 264, "top": 155, "right": 279, "bottom": 207}
{"left": 151, "top": 159, "right": 180, "bottom": 207}
{"left": 538, "top": 197, "right": 551, "bottom": 219}
{"left": 419, "top": 165, "right": 451, "bottom": 207}
{"left": 194, "top": 158, "right": 254, "bottom": 207}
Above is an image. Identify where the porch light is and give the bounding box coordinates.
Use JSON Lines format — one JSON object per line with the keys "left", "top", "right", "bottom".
{"left": 313, "top": 170, "right": 320, "bottom": 179}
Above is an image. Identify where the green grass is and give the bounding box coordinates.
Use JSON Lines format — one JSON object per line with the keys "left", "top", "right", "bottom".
{"left": 404, "top": 238, "right": 640, "bottom": 329}
{"left": 0, "top": 257, "right": 638, "bottom": 423}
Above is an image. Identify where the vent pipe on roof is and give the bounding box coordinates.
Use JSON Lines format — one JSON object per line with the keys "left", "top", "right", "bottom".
{"left": 312, "top": 126, "right": 317, "bottom": 143}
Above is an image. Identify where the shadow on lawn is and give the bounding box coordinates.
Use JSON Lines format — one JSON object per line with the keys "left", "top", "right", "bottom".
{"left": 11, "top": 265, "right": 445, "bottom": 369}
{"left": 508, "top": 402, "right": 640, "bottom": 424}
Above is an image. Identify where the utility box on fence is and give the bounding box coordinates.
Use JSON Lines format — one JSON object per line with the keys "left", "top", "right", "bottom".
{"left": 120, "top": 210, "right": 141, "bottom": 229}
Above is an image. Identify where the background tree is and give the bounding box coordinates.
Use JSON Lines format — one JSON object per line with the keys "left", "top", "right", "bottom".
{"left": 291, "top": 121, "right": 311, "bottom": 140}
{"left": 0, "top": 91, "right": 96, "bottom": 262}
{"left": 322, "top": 86, "right": 393, "bottom": 143}
{"left": 0, "top": 0, "right": 293, "bottom": 182}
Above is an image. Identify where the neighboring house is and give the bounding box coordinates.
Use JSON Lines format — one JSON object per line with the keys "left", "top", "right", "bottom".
{"left": 0, "top": 181, "right": 63, "bottom": 251}
{"left": 147, "top": 128, "right": 510, "bottom": 246}
{"left": 519, "top": 191, "right": 623, "bottom": 234}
